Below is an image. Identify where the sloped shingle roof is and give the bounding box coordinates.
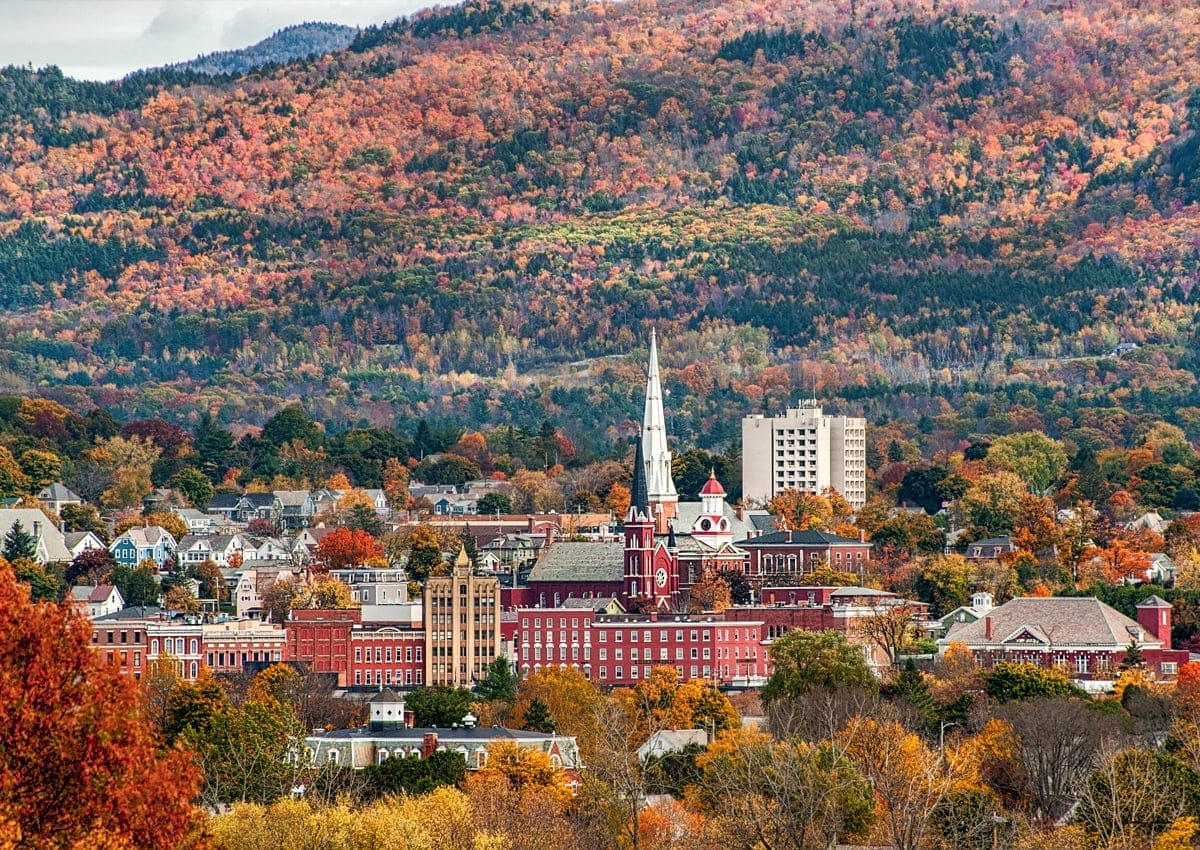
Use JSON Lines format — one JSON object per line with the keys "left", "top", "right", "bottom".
{"left": 944, "top": 596, "right": 1155, "bottom": 648}
{"left": 529, "top": 542, "right": 623, "bottom": 583}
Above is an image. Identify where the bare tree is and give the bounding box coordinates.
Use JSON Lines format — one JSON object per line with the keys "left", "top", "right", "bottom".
{"left": 701, "top": 737, "right": 875, "bottom": 850}
{"left": 1075, "top": 746, "right": 1200, "bottom": 850}
{"left": 766, "top": 686, "right": 887, "bottom": 742}
{"left": 856, "top": 602, "right": 923, "bottom": 666}
{"left": 994, "top": 697, "right": 1126, "bottom": 823}
{"left": 586, "top": 697, "right": 648, "bottom": 850}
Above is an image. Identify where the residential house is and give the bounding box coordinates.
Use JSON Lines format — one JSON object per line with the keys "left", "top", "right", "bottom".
{"left": 235, "top": 566, "right": 297, "bottom": 619}
{"left": 433, "top": 496, "right": 478, "bottom": 516}
{"left": 363, "top": 489, "right": 390, "bottom": 516}
{"left": 205, "top": 493, "right": 281, "bottom": 526}
{"left": 64, "top": 530, "right": 106, "bottom": 559}
{"left": 246, "top": 536, "right": 292, "bottom": 562}
{"left": 37, "top": 482, "right": 82, "bottom": 514}
{"left": 176, "top": 533, "right": 248, "bottom": 568}
{"left": 109, "top": 526, "right": 177, "bottom": 569}
{"left": 965, "top": 536, "right": 1018, "bottom": 561}
{"left": 274, "top": 490, "right": 316, "bottom": 531}
{"left": 174, "top": 508, "right": 219, "bottom": 534}
{"left": 1146, "top": 553, "right": 1176, "bottom": 586}
{"left": 637, "top": 729, "right": 708, "bottom": 762}
{"left": 0, "top": 509, "right": 72, "bottom": 564}
{"left": 71, "top": 584, "right": 125, "bottom": 619}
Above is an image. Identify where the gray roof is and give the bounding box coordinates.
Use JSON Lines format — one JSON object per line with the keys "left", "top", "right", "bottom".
{"left": 314, "top": 725, "right": 557, "bottom": 742}
{"left": 369, "top": 688, "right": 404, "bottom": 703}
{"left": 829, "top": 586, "right": 896, "bottom": 598}
{"left": 274, "top": 490, "right": 312, "bottom": 506}
{"left": 529, "top": 541, "right": 624, "bottom": 583}
{"left": 560, "top": 597, "right": 625, "bottom": 611}
{"left": 943, "top": 596, "right": 1155, "bottom": 648}
{"left": 736, "top": 529, "right": 864, "bottom": 547}
{"left": 0, "top": 509, "right": 71, "bottom": 562}
{"left": 38, "top": 482, "right": 81, "bottom": 502}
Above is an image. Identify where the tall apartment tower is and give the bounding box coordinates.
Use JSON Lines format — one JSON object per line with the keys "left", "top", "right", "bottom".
{"left": 741, "top": 400, "right": 867, "bottom": 509}
{"left": 423, "top": 547, "right": 501, "bottom": 687}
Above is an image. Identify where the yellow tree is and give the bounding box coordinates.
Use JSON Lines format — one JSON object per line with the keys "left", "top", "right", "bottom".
{"left": 511, "top": 666, "right": 601, "bottom": 757}
{"left": 841, "top": 717, "right": 959, "bottom": 850}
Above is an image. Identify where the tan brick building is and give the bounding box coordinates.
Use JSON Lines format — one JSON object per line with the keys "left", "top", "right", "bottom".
{"left": 423, "top": 547, "right": 501, "bottom": 687}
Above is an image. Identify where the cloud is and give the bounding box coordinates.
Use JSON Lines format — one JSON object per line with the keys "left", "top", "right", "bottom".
{"left": 0, "top": 0, "right": 426, "bottom": 80}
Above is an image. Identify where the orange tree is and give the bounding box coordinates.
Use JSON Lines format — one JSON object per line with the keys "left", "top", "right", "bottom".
{"left": 0, "top": 560, "right": 202, "bottom": 847}
{"left": 313, "top": 527, "right": 384, "bottom": 571}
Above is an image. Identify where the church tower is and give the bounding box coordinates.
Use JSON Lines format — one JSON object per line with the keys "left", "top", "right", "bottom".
{"left": 624, "top": 433, "right": 678, "bottom": 610}
{"left": 691, "top": 471, "right": 733, "bottom": 549}
{"left": 642, "top": 328, "right": 678, "bottom": 533}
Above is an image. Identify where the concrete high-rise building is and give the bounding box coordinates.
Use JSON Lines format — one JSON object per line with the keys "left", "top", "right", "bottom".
{"left": 742, "top": 401, "right": 867, "bottom": 509}
{"left": 424, "top": 547, "right": 501, "bottom": 687}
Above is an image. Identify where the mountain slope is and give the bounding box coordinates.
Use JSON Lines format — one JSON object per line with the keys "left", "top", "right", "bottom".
{"left": 159, "top": 22, "right": 358, "bottom": 77}
{"left": 0, "top": 0, "right": 1198, "bottom": 451}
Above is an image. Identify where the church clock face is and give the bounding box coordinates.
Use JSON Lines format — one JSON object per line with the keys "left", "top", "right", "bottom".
{"left": 655, "top": 567, "right": 668, "bottom": 588}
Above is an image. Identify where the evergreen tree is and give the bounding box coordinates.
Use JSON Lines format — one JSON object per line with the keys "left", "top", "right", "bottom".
{"left": 459, "top": 526, "right": 479, "bottom": 565}
{"left": 194, "top": 414, "right": 235, "bottom": 480}
{"left": 1120, "top": 640, "right": 1145, "bottom": 670}
{"left": 882, "top": 658, "right": 939, "bottom": 730}
{"left": 2, "top": 520, "right": 37, "bottom": 562}
{"left": 522, "top": 697, "right": 555, "bottom": 733}
{"left": 346, "top": 501, "right": 383, "bottom": 537}
{"left": 474, "top": 657, "right": 517, "bottom": 702}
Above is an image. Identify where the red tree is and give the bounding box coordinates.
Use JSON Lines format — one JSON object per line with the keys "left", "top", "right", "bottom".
{"left": 314, "top": 527, "right": 384, "bottom": 571}
{"left": 0, "top": 561, "right": 203, "bottom": 847}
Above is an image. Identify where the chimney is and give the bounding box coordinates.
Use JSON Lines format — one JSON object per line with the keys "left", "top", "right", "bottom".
{"left": 736, "top": 504, "right": 745, "bottom": 522}
{"left": 422, "top": 732, "right": 439, "bottom": 758}
{"left": 787, "top": 530, "right": 794, "bottom": 543}
{"left": 984, "top": 616, "right": 994, "bottom": 641}
{"left": 859, "top": 530, "right": 866, "bottom": 542}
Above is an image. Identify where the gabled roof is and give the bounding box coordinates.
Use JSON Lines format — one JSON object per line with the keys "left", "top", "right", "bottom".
{"left": 529, "top": 542, "right": 624, "bottom": 584}
{"left": 369, "top": 688, "right": 405, "bottom": 704}
{"left": 0, "top": 509, "right": 71, "bottom": 562}
{"left": 38, "top": 482, "right": 81, "bottom": 502}
{"left": 736, "top": 529, "right": 865, "bottom": 547}
{"left": 943, "top": 596, "right": 1156, "bottom": 648}
{"left": 274, "top": 490, "right": 313, "bottom": 507}
{"left": 1137, "top": 594, "right": 1172, "bottom": 609}
{"left": 968, "top": 536, "right": 1015, "bottom": 548}
{"left": 115, "top": 526, "right": 175, "bottom": 548}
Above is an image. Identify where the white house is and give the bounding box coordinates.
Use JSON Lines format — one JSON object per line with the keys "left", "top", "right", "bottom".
{"left": 64, "top": 530, "right": 106, "bottom": 559}
{"left": 70, "top": 584, "right": 125, "bottom": 619}
{"left": 235, "top": 567, "right": 297, "bottom": 620}
{"left": 37, "top": 482, "right": 82, "bottom": 515}
{"left": 0, "top": 509, "right": 72, "bottom": 563}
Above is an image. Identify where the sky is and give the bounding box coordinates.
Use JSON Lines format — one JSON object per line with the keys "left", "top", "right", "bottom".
{"left": 0, "top": 0, "right": 434, "bottom": 81}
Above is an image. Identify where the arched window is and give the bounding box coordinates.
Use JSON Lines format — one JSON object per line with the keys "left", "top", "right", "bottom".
{"left": 151, "top": 639, "right": 159, "bottom": 654}
{"left": 190, "top": 639, "right": 198, "bottom": 655}
{"left": 189, "top": 661, "right": 198, "bottom": 679}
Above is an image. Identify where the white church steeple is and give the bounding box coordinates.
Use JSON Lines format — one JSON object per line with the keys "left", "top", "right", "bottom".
{"left": 642, "top": 328, "right": 677, "bottom": 531}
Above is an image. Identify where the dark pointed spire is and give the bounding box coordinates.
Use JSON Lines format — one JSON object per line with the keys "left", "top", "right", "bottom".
{"left": 667, "top": 519, "right": 677, "bottom": 551}
{"left": 631, "top": 433, "right": 649, "bottom": 520}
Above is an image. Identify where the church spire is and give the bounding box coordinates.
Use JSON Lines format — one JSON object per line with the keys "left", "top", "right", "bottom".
{"left": 629, "top": 433, "right": 649, "bottom": 522}
{"left": 642, "top": 328, "right": 677, "bottom": 530}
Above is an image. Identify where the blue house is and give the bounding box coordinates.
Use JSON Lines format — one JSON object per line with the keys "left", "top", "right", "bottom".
{"left": 109, "top": 526, "right": 178, "bottom": 569}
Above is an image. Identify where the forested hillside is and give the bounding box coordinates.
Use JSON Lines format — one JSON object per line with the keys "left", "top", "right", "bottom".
{"left": 1, "top": 0, "right": 1199, "bottom": 457}
{"left": 161, "top": 23, "right": 358, "bottom": 76}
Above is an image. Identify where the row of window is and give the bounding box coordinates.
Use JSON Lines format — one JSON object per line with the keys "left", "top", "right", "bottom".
{"left": 354, "top": 669, "right": 424, "bottom": 686}
{"left": 355, "top": 646, "right": 423, "bottom": 663}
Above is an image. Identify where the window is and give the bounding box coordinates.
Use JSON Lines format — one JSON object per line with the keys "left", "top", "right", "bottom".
{"left": 644, "top": 630, "right": 652, "bottom": 643}
{"left": 599, "top": 648, "right": 607, "bottom": 661}
{"left": 355, "top": 647, "right": 362, "bottom": 662}
{"left": 151, "top": 639, "right": 159, "bottom": 654}
{"left": 631, "top": 666, "right": 639, "bottom": 680}
{"left": 1163, "top": 662, "right": 1178, "bottom": 676}
{"left": 615, "top": 667, "right": 623, "bottom": 679}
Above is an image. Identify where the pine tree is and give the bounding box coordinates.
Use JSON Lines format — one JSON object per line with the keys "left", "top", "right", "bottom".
{"left": 522, "top": 697, "right": 555, "bottom": 733}
{"left": 475, "top": 656, "right": 517, "bottom": 702}
{"left": 2, "top": 520, "right": 37, "bottom": 562}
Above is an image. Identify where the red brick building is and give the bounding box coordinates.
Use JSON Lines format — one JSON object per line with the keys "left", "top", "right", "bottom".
{"left": 940, "top": 594, "right": 1188, "bottom": 680}
{"left": 512, "top": 607, "right": 767, "bottom": 687}
{"left": 737, "top": 529, "right": 872, "bottom": 580}
{"left": 286, "top": 609, "right": 426, "bottom": 689}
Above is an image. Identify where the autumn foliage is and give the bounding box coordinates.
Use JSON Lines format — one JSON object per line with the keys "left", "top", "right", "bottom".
{"left": 0, "top": 561, "right": 203, "bottom": 848}
{"left": 313, "top": 527, "right": 384, "bottom": 571}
